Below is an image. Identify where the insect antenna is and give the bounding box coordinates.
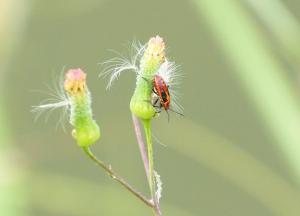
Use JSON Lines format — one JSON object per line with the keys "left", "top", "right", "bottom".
{"left": 166, "top": 110, "right": 170, "bottom": 123}
{"left": 168, "top": 108, "right": 184, "bottom": 117}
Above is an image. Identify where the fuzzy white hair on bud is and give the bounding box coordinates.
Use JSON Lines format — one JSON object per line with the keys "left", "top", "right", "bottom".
{"left": 154, "top": 170, "right": 163, "bottom": 203}
{"left": 32, "top": 70, "right": 70, "bottom": 130}
{"left": 100, "top": 40, "right": 146, "bottom": 89}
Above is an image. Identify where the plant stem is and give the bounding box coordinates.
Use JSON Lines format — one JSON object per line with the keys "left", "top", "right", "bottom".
{"left": 82, "top": 147, "right": 154, "bottom": 208}
{"left": 142, "top": 120, "right": 154, "bottom": 195}
{"left": 142, "top": 119, "right": 162, "bottom": 216}
{"left": 132, "top": 114, "right": 149, "bottom": 177}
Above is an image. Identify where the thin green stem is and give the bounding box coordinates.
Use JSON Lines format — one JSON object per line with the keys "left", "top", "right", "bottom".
{"left": 142, "top": 120, "right": 161, "bottom": 216}
{"left": 143, "top": 120, "right": 154, "bottom": 195}
{"left": 82, "top": 147, "right": 154, "bottom": 208}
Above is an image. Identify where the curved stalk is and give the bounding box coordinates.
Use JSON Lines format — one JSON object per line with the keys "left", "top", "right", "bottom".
{"left": 82, "top": 147, "right": 154, "bottom": 208}
{"left": 132, "top": 114, "right": 149, "bottom": 177}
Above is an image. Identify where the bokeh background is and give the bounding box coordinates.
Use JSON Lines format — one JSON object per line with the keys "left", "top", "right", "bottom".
{"left": 2, "top": 0, "right": 300, "bottom": 215}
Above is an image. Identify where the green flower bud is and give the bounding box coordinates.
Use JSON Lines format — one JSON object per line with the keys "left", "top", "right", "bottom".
{"left": 130, "top": 36, "right": 166, "bottom": 120}
{"left": 64, "top": 68, "right": 100, "bottom": 147}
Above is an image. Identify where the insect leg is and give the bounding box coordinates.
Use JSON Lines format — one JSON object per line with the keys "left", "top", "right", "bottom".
{"left": 141, "top": 76, "right": 152, "bottom": 85}
{"left": 153, "top": 97, "right": 159, "bottom": 106}
{"left": 152, "top": 88, "right": 158, "bottom": 95}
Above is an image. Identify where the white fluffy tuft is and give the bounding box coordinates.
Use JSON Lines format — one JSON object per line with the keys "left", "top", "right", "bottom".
{"left": 154, "top": 170, "right": 163, "bottom": 203}
{"left": 32, "top": 69, "right": 70, "bottom": 130}
{"left": 100, "top": 40, "right": 146, "bottom": 89}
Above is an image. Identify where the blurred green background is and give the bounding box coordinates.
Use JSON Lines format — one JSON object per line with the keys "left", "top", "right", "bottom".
{"left": 2, "top": 0, "right": 300, "bottom": 215}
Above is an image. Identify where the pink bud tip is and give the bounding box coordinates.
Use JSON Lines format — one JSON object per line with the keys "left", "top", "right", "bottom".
{"left": 64, "top": 68, "right": 87, "bottom": 95}
{"left": 148, "top": 35, "right": 164, "bottom": 47}
{"left": 65, "top": 68, "right": 86, "bottom": 82}
{"left": 145, "top": 35, "right": 166, "bottom": 62}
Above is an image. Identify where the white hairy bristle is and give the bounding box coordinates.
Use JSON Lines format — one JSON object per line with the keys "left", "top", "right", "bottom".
{"left": 32, "top": 69, "right": 70, "bottom": 130}
{"left": 100, "top": 40, "right": 146, "bottom": 89}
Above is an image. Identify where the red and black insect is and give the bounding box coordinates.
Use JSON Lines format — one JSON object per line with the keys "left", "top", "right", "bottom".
{"left": 150, "top": 75, "right": 183, "bottom": 121}
{"left": 152, "top": 75, "right": 170, "bottom": 110}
